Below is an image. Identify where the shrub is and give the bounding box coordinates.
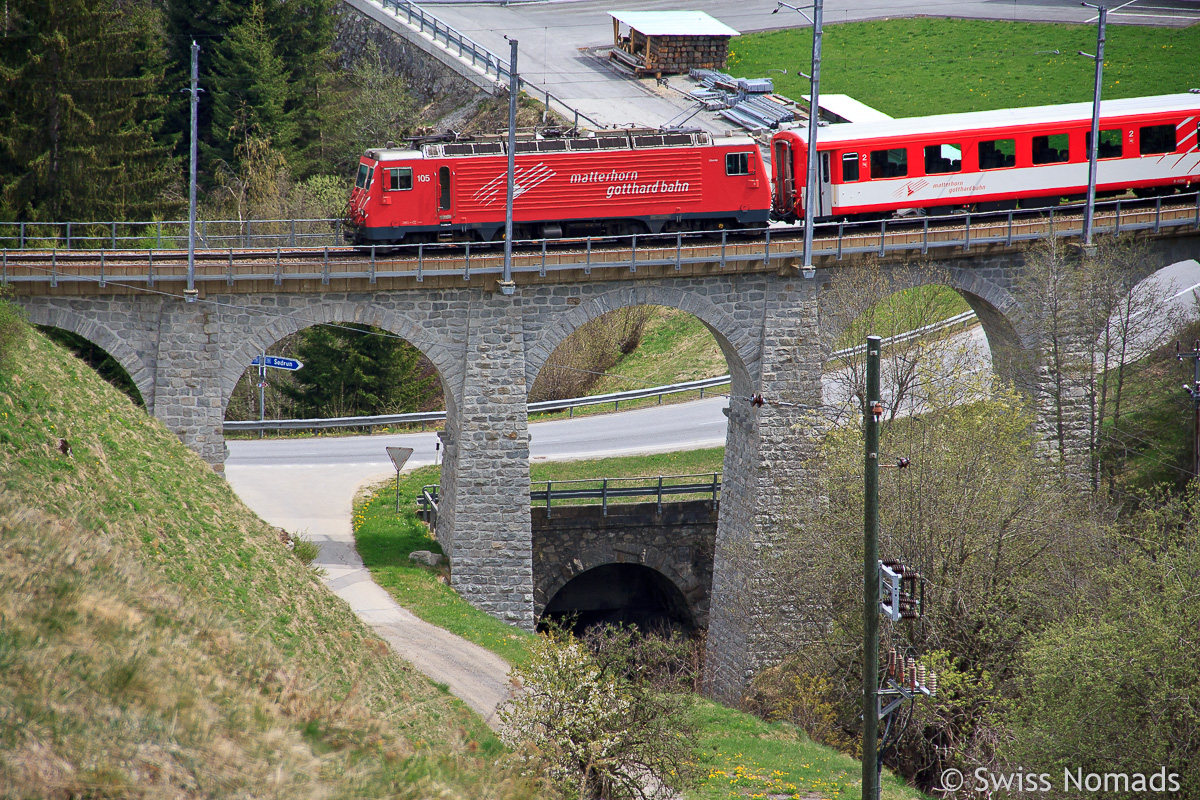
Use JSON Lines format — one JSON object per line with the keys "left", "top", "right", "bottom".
{"left": 499, "top": 627, "right": 696, "bottom": 799}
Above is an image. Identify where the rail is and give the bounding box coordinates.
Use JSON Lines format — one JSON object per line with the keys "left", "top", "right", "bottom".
{"left": 221, "top": 374, "right": 731, "bottom": 432}
{"left": 418, "top": 473, "right": 722, "bottom": 518}
{"left": 376, "top": 0, "right": 601, "bottom": 129}
{"left": 5, "top": 193, "right": 1199, "bottom": 289}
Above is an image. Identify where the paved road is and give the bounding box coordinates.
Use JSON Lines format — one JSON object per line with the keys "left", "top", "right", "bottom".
{"left": 227, "top": 394, "right": 730, "bottom": 471}
{"left": 416, "top": 0, "right": 1199, "bottom": 129}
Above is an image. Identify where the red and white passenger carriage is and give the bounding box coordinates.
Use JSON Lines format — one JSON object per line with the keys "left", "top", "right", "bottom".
{"left": 770, "top": 93, "right": 1200, "bottom": 221}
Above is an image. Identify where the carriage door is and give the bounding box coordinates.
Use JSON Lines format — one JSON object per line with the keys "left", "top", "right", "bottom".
{"left": 773, "top": 138, "right": 795, "bottom": 216}
{"left": 819, "top": 151, "right": 833, "bottom": 216}
{"left": 437, "top": 166, "right": 452, "bottom": 221}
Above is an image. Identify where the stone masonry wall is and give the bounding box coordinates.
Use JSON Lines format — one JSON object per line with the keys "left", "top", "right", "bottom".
{"left": 437, "top": 289, "right": 535, "bottom": 629}
{"left": 531, "top": 500, "right": 717, "bottom": 626}
{"left": 704, "top": 274, "right": 829, "bottom": 702}
{"left": 334, "top": 0, "right": 494, "bottom": 103}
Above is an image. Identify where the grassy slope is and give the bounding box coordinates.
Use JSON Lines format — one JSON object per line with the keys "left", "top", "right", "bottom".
{"left": 590, "top": 308, "right": 728, "bottom": 394}
{"left": 0, "top": 323, "right": 547, "bottom": 799}
{"left": 355, "top": 451, "right": 921, "bottom": 800}
{"left": 730, "top": 18, "right": 1200, "bottom": 118}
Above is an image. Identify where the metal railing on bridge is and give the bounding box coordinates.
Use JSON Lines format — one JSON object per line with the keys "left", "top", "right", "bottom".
{"left": 5, "top": 193, "right": 1199, "bottom": 289}
{"left": 376, "top": 0, "right": 601, "bottom": 129}
{"left": 418, "top": 472, "right": 721, "bottom": 523}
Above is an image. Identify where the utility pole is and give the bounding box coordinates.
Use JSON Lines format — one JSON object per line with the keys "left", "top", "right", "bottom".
{"left": 499, "top": 37, "right": 519, "bottom": 297}
{"left": 1178, "top": 341, "right": 1200, "bottom": 478}
{"left": 863, "top": 334, "right": 882, "bottom": 800}
{"left": 183, "top": 41, "right": 202, "bottom": 303}
{"left": 1079, "top": 2, "right": 1107, "bottom": 249}
{"left": 772, "top": 0, "right": 823, "bottom": 275}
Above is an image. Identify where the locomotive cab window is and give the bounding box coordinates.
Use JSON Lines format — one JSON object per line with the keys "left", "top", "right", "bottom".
{"left": 726, "top": 152, "right": 751, "bottom": 176}
{"left": 1139, "top": 124, "right": 1176, "bottom": 155}
{"left": 870, "top": 148, "right": 908, "bottom": 179}
{"left": 978, "top": 138, "right": 1015, "bottom": 170}
{"left": 355, "top": 164, "right": 373, "bottom": 189}
{"left": 1086, "top": 129, "right": 1124, "bottom": 159}
{"left": 384, "top": 167, "right": 412, "bottom": 191}
{"left": 842, "top": 152, "right": 860, "bottom": 182}
{"left": 924, "top": 143, "right": 962, "bottom": 175}
{"left": 1032, "top": 134, "right": 1070, "bottom": 165}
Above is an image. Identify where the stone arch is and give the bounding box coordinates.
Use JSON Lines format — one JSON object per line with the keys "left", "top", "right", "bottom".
{"left": 534, "top": 543, "right": 704, "bottom": 626}
{"left": 21, "top": 302, "right": 154, "bottom": 407}
{"left": 819, "top": 260, "right": 1030, "bottom": 389}
{"left": 218, "top": 299, "right": 464, "bottom": 419}
{"left": 524, "top": 284, "right": 759, "bottom": 396}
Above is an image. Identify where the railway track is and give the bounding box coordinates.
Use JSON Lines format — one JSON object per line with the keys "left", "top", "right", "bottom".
{"left": 4, "top": 195, "right": 1198, "bottom": 291}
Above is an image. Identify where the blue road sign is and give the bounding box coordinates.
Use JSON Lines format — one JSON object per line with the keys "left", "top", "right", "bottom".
{"left": 250, "top": 355, "right": 304, "bottom": 371}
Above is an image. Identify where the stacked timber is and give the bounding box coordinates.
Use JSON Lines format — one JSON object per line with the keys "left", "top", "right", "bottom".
{"left": 615, "top": 31, "right": 731, "bottom": 77}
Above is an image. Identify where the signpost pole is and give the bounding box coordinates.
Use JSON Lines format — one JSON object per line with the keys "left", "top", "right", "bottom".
{"left": 258, "top": 350, "right": 266, "bottom": 440}
{"left": 386, "top": 447, "right": 415, "bottom": 517}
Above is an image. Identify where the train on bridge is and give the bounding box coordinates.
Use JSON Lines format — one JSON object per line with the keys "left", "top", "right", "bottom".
{"left": 344, "top": 93, "right": 1200, "bottom": 246}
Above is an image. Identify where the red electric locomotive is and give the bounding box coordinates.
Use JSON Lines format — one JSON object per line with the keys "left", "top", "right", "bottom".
{"left": 770, "top": 93, "right": 1200, "bottom": 221}
{"left": 345, "top": 130, "right": 772, "bottom": 245}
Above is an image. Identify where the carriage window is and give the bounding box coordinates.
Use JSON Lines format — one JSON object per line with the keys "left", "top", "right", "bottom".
{"left": 1086, "top": 129, "right": 1123, "bottom": 159}
{"left": 726, "top": 152, "right": 751, "bottom": 175}
{"left": 924, "top": 143, "right": 962, "bottom": 174}
{"left": 1032, "top": 133, "right": 1070, "bottom": 165}
{"left": 870, "top": 148, "right": 908, "bottom": 179}
{"left": 842, "top": 152, "right": 860, "bottom": 182}
{"left": 978, "top": 138, "right": 1015, "bottom": 169}
{"left": 1139, "top": 124, "right": 1176, "bottom": 155}
{"left": 384, "top": 167, "right": 413, "bottom": 191}
{"left": 355, "top": 163, "right": 373, "bottom": 189}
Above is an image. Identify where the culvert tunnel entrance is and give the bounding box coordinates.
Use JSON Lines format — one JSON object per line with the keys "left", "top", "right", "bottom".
{"left": 540, "top": 563, "right": 695, "bottom": 636}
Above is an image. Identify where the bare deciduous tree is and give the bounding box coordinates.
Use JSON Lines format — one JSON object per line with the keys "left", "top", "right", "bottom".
{"left": 823, "top": 259, "right": 989, "bottom": 424}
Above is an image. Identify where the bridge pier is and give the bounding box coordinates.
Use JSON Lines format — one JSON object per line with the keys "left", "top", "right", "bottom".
{"left": 704, "top": 276, "right": 828, "bottom": 703}
{"left": 435, "top": 289, "right": 536, "bottom": 630}
{"left": 149, "top": 300, "right": 227, "bottom": 470}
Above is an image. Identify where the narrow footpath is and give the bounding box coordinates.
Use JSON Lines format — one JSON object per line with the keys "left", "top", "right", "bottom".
{"left": 225, "top": 461, "right": 516, "bottom": 729}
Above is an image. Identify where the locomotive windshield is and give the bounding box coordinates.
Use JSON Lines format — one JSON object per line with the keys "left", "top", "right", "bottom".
{"left": 355, "top": 163, "right": 373, "bottom": 190}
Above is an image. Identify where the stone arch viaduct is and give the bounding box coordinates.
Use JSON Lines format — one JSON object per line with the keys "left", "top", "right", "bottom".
{"left": 12, "top": 223, "right": 1200, "bottom": 700}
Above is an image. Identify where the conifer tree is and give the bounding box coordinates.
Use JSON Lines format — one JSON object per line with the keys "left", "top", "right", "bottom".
{"left": 205, "top": 0, "right": 296, "bottom": 172}
{"left": 161, "top": 0, "right": 234, "bottom": 168}
{"left": 282, "top": 324, "right": 438, "bottom": 419}
{"left": 0, "top": 0, "right": 173, "bottom": 221}
{"left": 270, "top": 0, "right": 339, "bottom": 175}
